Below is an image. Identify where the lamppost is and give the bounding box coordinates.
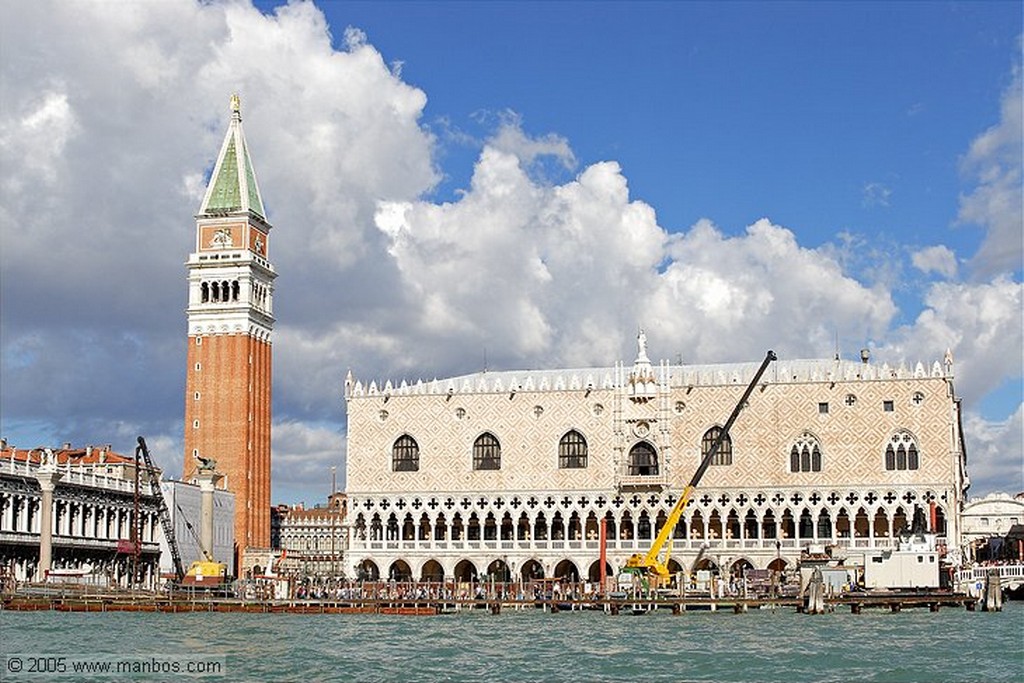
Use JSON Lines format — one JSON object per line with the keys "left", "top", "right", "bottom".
{"left": 775, "top": 540, "right": 782, "bottom": 597}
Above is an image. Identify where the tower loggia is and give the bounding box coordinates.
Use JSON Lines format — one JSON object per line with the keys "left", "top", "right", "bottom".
{"left": 183, "top": 95, "right": 275, "bottom": 569}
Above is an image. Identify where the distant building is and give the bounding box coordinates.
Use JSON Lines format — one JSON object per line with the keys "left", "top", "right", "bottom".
{"left": 158, "top": 480, "right": 235, "bottom": 579}
{"left": 278, "top": 493, "right": 347, "bottom": 580}
{"left": 344, "top": 332, "right": 968, "bottom": 585}
{"left": 183, "top": 95, "right": 275, "bottom": 568}
{"left": 960, "top": 492, "right": 1024, "bottom": 561}
{"left": 0, "top": 443, "right": 161, "bottom": 587}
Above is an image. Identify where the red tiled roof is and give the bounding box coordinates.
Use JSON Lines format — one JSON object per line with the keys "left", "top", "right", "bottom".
{"left": 0, "top": 445, "right": 135, "bottom": 466}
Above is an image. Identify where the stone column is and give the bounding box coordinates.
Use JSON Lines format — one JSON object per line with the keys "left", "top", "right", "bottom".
{"left": 196, "top": 467, "right": 223, "bottom": 561}
{"left": 35, "top": 460, "right": 63, "bottom": 581}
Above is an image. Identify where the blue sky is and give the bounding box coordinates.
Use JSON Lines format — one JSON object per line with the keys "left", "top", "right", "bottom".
{"left": 1, "top": 0, "right": 1021, "bottom": 502}
{"left": 313, "top": 2, "right": 1012, "bottom": 235}
{"left": 299, "top": 0, "right": 1020, "bottom": 328}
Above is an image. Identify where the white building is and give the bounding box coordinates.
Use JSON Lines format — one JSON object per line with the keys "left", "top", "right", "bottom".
{"left": 342, "top": 332, "right": 969, "bottom": 586}
{"left": 960, "top": 492, "right": 1024, "bottom": 541}
{"left": 0, "top": 444, "right": 162, "bottom": 587}
{"left": 158, "top": 480, "right": 235, "bottom": 579}
{"left": 959, "top": 492, "right": 1024, "bottom": 561}
{"left": 277, "top": 493, "right": 346, "bottom": 579}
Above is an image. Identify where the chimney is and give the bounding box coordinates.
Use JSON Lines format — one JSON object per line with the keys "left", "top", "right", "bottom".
{"left": 63, "top": 442, "right": 72, "bottom": 450}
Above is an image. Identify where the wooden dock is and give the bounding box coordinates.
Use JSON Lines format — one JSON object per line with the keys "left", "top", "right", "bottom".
{"left": 1, "top": 591, "right": 981, "bottom": 615}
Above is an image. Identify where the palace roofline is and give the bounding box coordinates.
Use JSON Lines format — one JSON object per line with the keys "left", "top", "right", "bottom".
{"left": 348, "top": 355, "right": 954, "bottom": 400}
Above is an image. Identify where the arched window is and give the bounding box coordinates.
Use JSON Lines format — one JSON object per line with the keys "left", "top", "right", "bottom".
{"left": 473, "top": 432, "right": 501, "bottom": 470}
{"left": 789, "top": 432, "right": 822, "bottom": 473}
{"left": 702, "top": 426, "right": 732, "bottom": 466}
{"left": 558, "top": 430, "right": 588, "bottom": 469}
{"left": 392, "top": 435, "right": 419, "bottom": 472}
{"left": 628, "top": 441, "right": 658, "bottom": 476}
{"left": 885, "top": 431, "right": 920, "bottom": 471}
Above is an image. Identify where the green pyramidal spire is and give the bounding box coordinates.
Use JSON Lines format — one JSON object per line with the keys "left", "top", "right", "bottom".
{"left": 199, "top": 94, "right": 266, "bottom": 219}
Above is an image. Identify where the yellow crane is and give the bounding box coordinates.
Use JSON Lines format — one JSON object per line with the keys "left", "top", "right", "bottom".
{"left": 623, "top": 350, "right": 777, "bottom": 587}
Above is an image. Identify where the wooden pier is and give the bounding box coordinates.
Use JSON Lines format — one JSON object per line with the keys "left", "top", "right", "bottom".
{"left": 1, "top": 591, "right": 981, "bottom": 615}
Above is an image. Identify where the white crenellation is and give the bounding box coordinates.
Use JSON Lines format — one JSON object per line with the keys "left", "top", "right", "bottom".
{"left": 347, "top": 357, "right": 953, "bottom": 401}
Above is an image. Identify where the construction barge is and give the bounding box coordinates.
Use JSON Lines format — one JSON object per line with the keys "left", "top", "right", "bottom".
{"left": 1, "top": 590, "right": 983, "bottom": 615}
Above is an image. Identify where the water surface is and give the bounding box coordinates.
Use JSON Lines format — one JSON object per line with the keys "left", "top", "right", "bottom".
{"left": 1, "top": 602, "right": 1020, "bottom": 682}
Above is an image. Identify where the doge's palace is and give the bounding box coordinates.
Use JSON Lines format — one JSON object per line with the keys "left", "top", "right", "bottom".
{"left": 343, "top": 332, "right": 967, "bottom": 585}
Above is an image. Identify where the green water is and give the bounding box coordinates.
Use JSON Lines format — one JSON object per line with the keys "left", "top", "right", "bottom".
{"left": 1, "top": 603, "right": 1021, "bottom": 682}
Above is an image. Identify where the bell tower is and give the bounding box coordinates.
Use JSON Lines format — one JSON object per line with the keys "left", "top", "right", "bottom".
{"left": 184, "top": 95, "right": 274, "bottom": 566}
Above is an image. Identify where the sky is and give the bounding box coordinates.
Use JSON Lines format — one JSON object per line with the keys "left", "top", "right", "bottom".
{"left": 1, "top": 0, "right": 1021, "bottom": 505}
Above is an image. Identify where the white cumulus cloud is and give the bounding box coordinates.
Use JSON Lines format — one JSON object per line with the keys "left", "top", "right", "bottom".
{"left": 911, "top": 245, "right": 959, "bottom": 279}
{"left": 881, "top": 277, "right": 1022, "bottom": 409}
{"left": 963, "top": 406, "right": 1024, "bottom": 496}
{"left": 959, "top": 61, "right": 1023, "bottom": 278}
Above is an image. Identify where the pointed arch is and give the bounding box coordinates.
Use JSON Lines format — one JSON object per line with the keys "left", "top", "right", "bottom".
{"left": 487, "top": 558, "right": 511, "bottom": 582}
{"left": 473, "top": 432, "right": 501, "bottom": 470}
{"left": 357, "top": 559, "right": 380, "bottom": 581}
{"left": 534, "top": 512, "right": 548, "bottom": 540}
{"left": 567, "top": 511, "right": 582, "bottom": 540}
{"left": 434, "top": 513, "right": 447, "bottom": 540}
{"left": 558, "top": 430, "right": 588, "bottom": 468}
{"left": 798, "top": 508, "right": 814, "bottom": 538}
{"left": 726, "top": 509, "right": 741, "bottom": 539}
{"left": 517, "top": 512, "right": 531, "bottom": 540}
{"left": 401, "top": 513, "right": 415, "bottom": 540}
{"left": 551, "top": 512, "right": 565, "bottom": 540}
{"left": 500, "top": 512, "right": 514, "bottom": 540}
{"left": 453, "top": 559, "right": 477, "bottom": 582}
{"left": 789, "top": 431, "right": 822, "bottom": 473}
{"left": 588, "top": 560, "right": 614, "bottom": 583}
{"left": 388, "top": 559, "right": 413, "bottom": 581}
{"left": 520, "top": 559, "right": 544, "bottom": 581}
{"left": 628, "top": 441, "right": 658, "bottom": 475}
{"left": 553, "top": 559, "right": 580, "bottom": 582}
{"left": 703, "top": 426, "right": 733, "bottom": 466}
{"left": 392, "top": 434, "right": 419, "bottom": 472}
{"left": 637, "top": 510, "right": 652, "bottom": 540}
{"left": 420, "top": 559, "right": 444, "bottom": 582}
{"left": 885, "top": 430, "right": 920, "bottom": 471}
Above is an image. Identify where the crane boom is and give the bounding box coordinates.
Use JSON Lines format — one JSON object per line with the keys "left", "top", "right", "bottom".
{"left": 624, "top": 350, "right": 777, "bottom": 584}
{"left": 136, "top": 436, "right": 186, "bottom": 582}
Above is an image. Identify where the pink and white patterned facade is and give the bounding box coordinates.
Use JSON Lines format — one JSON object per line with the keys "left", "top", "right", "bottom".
{"left": 343, "top": 336, "right": 968, "bottom": 584}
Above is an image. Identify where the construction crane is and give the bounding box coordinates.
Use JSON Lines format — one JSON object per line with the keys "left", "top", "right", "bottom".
{"left": 175, "top": 503, "right": 210, "bottom": 562}
{"left": 136, "top": 436, "right": 185, "bottom": 582}
{"left": 623, "top": 350, "right": 777, "bottom": 587}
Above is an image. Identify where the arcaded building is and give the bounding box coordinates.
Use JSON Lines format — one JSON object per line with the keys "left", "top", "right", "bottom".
{"left": 183, "top": 95, "right": 275, "bottom": 565}
{"left": 343, "top": 332, "right": 969, "bottom": 585}
{"left": 277, "top": 493, "right": 348, "bottom": 580}
{"left": 0, "top": 443, "right": 163, "bottom": 587}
